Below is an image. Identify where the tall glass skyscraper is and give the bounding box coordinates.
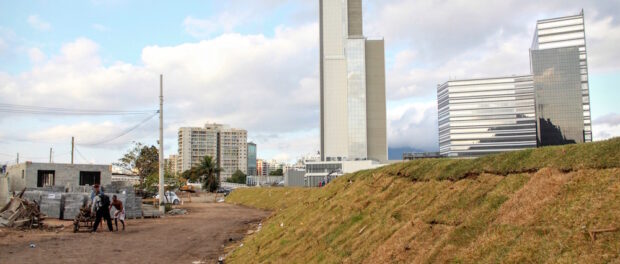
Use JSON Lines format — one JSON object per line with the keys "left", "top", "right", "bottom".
{"left": 531, "top": 11, "right": 592, "bottom": 145}
{"left": 437, "top": 11, "right": 593, "bottom": 157}
{"left": 247, "top": 142, "right": 257, "bottom": 176}
{"left": 320, "top": 0, "right": 387, "bottom": 162}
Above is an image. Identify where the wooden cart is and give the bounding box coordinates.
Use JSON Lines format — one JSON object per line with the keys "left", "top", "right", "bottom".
{"left": 73, "top": 206, "right": 94, "bottom": 233}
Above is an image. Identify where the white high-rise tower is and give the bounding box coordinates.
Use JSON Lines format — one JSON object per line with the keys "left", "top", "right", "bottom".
{"left": 319, "top": 0, "right": 387, "bottom": 162}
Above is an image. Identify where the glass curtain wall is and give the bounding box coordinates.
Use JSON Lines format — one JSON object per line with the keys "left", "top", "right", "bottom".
{"left": 438, "top": 76, "right": 537, "bottom": 157}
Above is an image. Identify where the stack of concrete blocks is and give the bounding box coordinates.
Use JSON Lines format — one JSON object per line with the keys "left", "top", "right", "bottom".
{"left": 39, "top": 191, "right": 62, "bottom": 219}
{"left": 61, "top": 193, "right": 89, "bottom": 220}
{"left": 103, "top": 185, "right": 142, "bottom": 219}
{"left": 20, "top": 184, "right": 143, "bottom": 220}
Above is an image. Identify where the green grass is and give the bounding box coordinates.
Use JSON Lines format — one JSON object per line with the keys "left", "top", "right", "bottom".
{"left": 381, "top": 138, "right": 620, "bottom": 182}
{"left": 226, "top": 138, "right": 620, "bottom": 263}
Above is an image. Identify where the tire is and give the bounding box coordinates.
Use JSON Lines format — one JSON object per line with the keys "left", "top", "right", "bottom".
{"left": 173, "top": 199, "right": 180, "bottom": 205}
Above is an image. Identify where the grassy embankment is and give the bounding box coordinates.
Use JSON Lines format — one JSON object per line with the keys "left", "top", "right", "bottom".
{"left": 227, "top": 138, "right": 620, "bottom": 263}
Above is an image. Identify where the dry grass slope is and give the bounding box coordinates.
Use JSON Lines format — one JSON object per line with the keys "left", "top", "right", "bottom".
{"left": 226, "top": 138, "right": 620, "bottom": 263}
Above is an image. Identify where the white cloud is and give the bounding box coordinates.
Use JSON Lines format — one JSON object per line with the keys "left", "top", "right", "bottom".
{"left": 387, "top": 101, "right": 438, "bottom": 151}
{"left": 28, "top": 122, "right": 118, "bottom": 143}
{"left": 587, "top": 16, "right": 620, "bottom": 73}
{"left": 92, "top": 24, "right": 110, "bottom": 32}
{"left": 0, "top": 27, "right": 18, "bottom": 56}
{"left": 28, "top": 48, "right": 46, "bottom": 64}
{"left": 0, "top": 23, "right": 320, "bottom": 161}
{"left": 183, "top": 13, "right": 242, "bottom": 38}
{"left": 27, "top": 15, "right": 51, "bottom": 31}
{"left": 593, "top": 113, "right": 620, "bottom": 140}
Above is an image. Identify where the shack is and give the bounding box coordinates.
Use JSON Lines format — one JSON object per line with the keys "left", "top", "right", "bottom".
{"left": 6, "top": 162, "right": 112, "bottom": 192}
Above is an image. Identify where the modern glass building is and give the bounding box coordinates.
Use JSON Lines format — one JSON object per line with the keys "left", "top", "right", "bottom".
{"left": 438, "top": 76, "right": 537, "bottom": 157}
{"left": 531, "top": 11, "right": 592, "bottom": 145}
{"left": 247, "top": 142, "right": 257, "bottom": 176}
{"left": 437, "top": 11, "right": 593, "bottom": 157}
{"left": 320, "top": 0, "right": 387, "bottom": 162}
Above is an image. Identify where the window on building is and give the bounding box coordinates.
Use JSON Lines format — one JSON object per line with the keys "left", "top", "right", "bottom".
{"left": 79, "top": 171, "right": 101, "bottom": 186}
{"left": 37, "top": 170, "right": 55, "bottom": 187}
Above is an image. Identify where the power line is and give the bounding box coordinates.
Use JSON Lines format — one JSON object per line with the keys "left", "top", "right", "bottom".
{"left": 78, "top": 111, "right": 159, "bottom": 146}
{"left": 0, "top": 103, "right": 157, "bottom": 116}
{"left": 74, "top": 147, "right": 91, "bottom": 164}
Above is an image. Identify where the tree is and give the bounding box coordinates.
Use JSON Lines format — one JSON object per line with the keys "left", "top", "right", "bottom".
{"left": 269, "top": 168, "right": 283, "bottom": 176}
{"left": 183, "top": 156, "right": 221, "bottom": 192}
{"left": 114, "top": 141, "right": 143, "bottom": 173}
{"left": 115, "top": 142, "right": 159, "bottom": 186}
{"left": 227, "top": 170, "right": 246, "bottom": 184}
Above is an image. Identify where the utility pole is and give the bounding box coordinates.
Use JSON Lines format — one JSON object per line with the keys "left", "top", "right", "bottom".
{"left": 158, "top": 74, "right": 165, "bottom": 214}
{"left": 49, "top": 148, "right": 53, "bottom": 163}
{"left": 16, "top": 153, "right": 19, "bottom": 164}
{"left": 71, "top": 137, "right": 75, "bottom": 164}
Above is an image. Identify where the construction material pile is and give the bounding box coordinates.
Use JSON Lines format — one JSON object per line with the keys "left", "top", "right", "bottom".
{"left": 19, "top": 184, "right": 144, "bottom": 220}
{"left": 62, "top": 193, "right": 89, "bottom": 220}
{"left": 0, "top": 191, "right": 45, "bottom": 229}
{"left": 104, "top": 185, "right": 143, "bottom": 219}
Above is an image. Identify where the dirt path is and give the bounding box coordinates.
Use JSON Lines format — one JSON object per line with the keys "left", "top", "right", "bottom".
{"left": 0, "top": 203, "right": 270, "bottom": 264}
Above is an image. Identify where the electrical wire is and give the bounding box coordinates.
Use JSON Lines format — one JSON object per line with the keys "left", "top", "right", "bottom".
{"left": 78, "top": 111, "right": 159, "bottom": 146}
{"left": 74, "top": 147, "right": 91, "bottom": 164}
{"left": 0, "top": 103, "right": 157, "bottom": 116}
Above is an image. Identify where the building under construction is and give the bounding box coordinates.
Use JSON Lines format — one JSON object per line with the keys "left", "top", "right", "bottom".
{"left": 5, "top": 162, "right": 112, "bottom": 192}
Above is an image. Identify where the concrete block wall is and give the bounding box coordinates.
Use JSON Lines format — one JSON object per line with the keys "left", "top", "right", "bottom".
{"left": 6, "top": 163, "right": 112, "bottom": 192}
{"left": 6, "top": 163, "right": 28, "bottom": 191}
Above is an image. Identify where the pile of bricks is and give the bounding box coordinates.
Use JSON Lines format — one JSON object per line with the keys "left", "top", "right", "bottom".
{"left": 20, "top": 185, "right": 143, "bottom": 220}
{"left": 104, "top": 185, "right": 142, "bottom": 219}
{"left": 61, "top": 193, "right": 88, "bottom": 220}
{"left": 39, "top": 191, "right": 63, "bottom": 219}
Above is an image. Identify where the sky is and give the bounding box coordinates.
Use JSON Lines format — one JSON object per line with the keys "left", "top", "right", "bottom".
{"left": 0, "top": 0, "right": 619, "bottom": 165}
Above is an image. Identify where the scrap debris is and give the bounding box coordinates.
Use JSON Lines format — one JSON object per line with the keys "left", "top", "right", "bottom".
{"left": 0, "top": 189, "right": 46, "bottom": 229}
{"left": 168, "top": 209, "right": 187, "bottom": 215}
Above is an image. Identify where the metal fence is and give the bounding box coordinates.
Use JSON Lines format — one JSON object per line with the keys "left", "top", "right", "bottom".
{"left": 246, "top": 176, "right": 284, "bottom": 186}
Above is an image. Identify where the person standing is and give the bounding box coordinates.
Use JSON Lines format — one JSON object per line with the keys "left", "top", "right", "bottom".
{"left": 91, "top": 190, "right": 113, "bottom": 233}
{"left": 109, "top": 195, "right": 125, "bottom": 231}
{"left": 90, "top": 184, "right": 104, "bottom": 203}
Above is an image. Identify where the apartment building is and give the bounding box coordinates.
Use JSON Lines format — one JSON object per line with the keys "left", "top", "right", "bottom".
{"left": 178, "top": 123, "right": 247, "bottom": 181}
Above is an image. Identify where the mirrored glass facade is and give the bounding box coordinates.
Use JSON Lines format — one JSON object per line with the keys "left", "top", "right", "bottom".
{"left": 346, "top": 38, "right": 368, "bottom": 160}
{"left": 531, "top": 11, "right": 592, "bottom": 144}
{"left": 437, "top": 11, "right": 594, "bottom": 157}
{"left": 438, "top": 76, "right": 537, "bottom": 157}
{"left": 247, "top": 142, "right": 257, "bottom": 176}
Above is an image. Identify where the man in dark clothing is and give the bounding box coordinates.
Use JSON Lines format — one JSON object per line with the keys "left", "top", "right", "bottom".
{"left": 91, "top": 190, "right": 113, "bottom": 232}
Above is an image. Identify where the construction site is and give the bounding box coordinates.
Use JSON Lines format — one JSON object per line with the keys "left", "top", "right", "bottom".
{"left": 0, "top": 187, "right": 269, "bottom": 264}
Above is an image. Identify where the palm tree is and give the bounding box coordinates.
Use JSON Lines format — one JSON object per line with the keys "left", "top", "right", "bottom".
{"left": 191, "top": 156, "right": 222, "bottom": 192}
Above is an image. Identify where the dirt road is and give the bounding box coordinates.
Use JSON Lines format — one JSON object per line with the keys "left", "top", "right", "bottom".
{"left": 0, "top": 203, "right": 270, "bottom": 264}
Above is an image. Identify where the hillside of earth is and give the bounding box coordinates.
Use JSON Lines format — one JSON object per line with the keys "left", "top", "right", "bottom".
{"left": 226, "top": 138, "right": 620, "bottom": 263}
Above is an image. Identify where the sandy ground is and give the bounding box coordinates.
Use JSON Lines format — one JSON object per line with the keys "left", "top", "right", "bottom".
{"left": 0, "top": 202, "right": 270, "bottom": 264}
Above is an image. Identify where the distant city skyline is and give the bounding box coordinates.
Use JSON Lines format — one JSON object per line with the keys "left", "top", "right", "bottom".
{"left": 0, "top": 1, "right": 619, "bottom": 165}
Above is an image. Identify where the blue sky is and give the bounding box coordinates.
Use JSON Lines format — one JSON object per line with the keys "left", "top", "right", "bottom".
{"left": 0, "top": 0, "right": 619, "bottom": 165}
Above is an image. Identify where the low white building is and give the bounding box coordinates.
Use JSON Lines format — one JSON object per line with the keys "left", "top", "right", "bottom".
{"left": 304, "top": 160, "right": 385, "bottom": 187}
{"left": 111, "top": 174, "right": 140, "bottom": 186}
{"left": 6, "top": 162, "right": 112, "bottom": 192}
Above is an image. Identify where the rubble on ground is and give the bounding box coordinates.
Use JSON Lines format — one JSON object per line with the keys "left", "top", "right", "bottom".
{"left": 0, "top": 190, "right": 45, "bottom": 229}
{"left": 168, "top": 209, "right": 187, "bottom": 215}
